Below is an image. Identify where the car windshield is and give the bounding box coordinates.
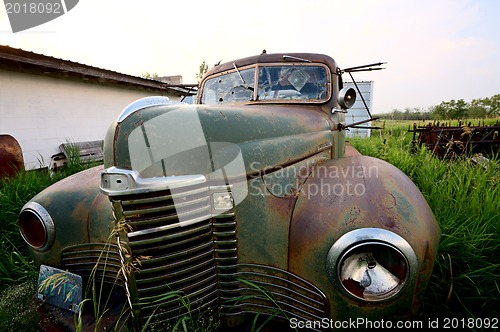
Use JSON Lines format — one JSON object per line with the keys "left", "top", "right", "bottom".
{"left": 201, "top": 67, "right": 255, "bottom": 104}
{"left": 201, "top": 65, "right": 329, "bottom": 104}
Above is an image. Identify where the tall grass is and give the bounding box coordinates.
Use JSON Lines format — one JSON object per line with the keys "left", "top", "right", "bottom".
{"left": 0, "top": 281, "right": 39, "bottom": 332}
{"left": 349, "top": 120, "right": 499, "bottom": 320}
{"left": 0, "top": 144, "right": 98, "bottom": 290}
{"left": 0, "top": 167, "right": 54, "bottom": 331}
{"left": 0, "top": 145, "right": 101, "bottom": 331}
{"left": 1, "top": 132, "right": 498, "bottom": 330}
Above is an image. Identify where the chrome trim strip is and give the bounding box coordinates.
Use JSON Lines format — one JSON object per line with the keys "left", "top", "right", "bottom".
{"left": 100, "top": 167, "right": 207, "bottom": 196}
{"left": 128, "top": 223, "right": 211, "bottom": 247}
{"left": 139, "top": 242, "right": 213, "bottom": 265}
{"left": 127, "top": 214, "right": 212, "bottom": 238}
{"left": 137, "top": 266, "right": 217, "bottom": 296}
{"left": 124, "top": 201, "right": 209, "bottom": 220}
{"left": 121, "top": 187, "right": 209, "bottom": 206}
{"left": 217, "top": 263, "right": 328, "bottom": 326}
{"left": 116, "top": 96, "right": 177, "bottom": 123}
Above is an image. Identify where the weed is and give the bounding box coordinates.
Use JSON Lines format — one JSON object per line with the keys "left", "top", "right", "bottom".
{"left": 1, "top": 131, "right": 498, "bottom": 330}
{"left": 0, "top": 143, "right": 103, "bottom": 329}
{"left": 0, "top": 281, "right": 40, "bottom": 332}
{"left": 350, "top": 121, "right": 500, "bottom": 320}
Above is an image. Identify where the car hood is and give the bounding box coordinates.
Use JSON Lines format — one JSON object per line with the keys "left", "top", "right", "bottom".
{"left": 103, "top": 103, "right": 332, "bottom": 178}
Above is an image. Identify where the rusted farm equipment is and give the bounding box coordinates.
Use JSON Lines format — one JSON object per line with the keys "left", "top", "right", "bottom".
{"left": 409, "top": 120, "right": 500, "bottom": 158}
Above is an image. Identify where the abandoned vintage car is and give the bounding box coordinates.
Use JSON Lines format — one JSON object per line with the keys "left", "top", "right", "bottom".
{"left": 19, "top": 53, "right": 441, "bottom": 330}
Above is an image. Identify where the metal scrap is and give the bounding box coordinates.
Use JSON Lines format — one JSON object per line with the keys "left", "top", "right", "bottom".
{"left": 409, "top": 120, "right": 500, "bottom": 158}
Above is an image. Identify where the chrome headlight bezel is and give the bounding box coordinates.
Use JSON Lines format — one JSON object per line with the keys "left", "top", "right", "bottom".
{"left": 18, "top": 201, "right": 55, "bottom": 252}
{"left": 326, "top": 228, "right": 418, "bottom": 303}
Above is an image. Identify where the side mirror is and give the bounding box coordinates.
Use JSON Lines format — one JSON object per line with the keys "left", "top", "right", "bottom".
{"left": 337, "top": 87, "right": 356, "bottom": 109}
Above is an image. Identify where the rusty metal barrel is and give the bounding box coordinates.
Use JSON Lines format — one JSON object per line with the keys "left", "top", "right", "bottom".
{"left": 0, "top": 134, "right": 24, "bottom": 178}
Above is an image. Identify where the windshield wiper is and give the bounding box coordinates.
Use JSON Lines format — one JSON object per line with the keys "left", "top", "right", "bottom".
{"left": 233, "top": 63, "right": 246, "bottom": 84}
{"left": 232, "top": 63, "right": 254, "bottom": 95}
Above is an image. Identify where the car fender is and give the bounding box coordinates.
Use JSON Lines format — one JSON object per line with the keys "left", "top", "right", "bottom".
{"left": 289, "top": 155, "right": 441, "bottom": 320}
{"left": 20, "top": 165, "right": 115, "bottom": 267}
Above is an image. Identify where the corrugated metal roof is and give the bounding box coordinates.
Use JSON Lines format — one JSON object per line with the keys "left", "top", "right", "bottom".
{"left": 0, "top": 45, "right": 197, "bottom": 96}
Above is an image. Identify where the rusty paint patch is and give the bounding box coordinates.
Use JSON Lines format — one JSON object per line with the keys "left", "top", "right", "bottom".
{"left": 0, "top": 134, "right": 24, "bottom": 178}
{"left": 343, "top": 206, "right": 361, "bottom": 226}
{"left": 381, "top": 191, "right": 416, "bottom": 225}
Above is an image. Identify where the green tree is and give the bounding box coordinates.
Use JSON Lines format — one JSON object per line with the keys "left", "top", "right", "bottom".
{"left": 450, "top": 99, "right": 468, "bottom": 119}
{"left": 431, "top": 99, "right": 468, "bottom": 119}
{"left": 468, "top": 98, "right": 487, "bottom": 118}
{"left": 383, "top": 94, "right": 499, "bottom": 120}
{"left": 484, "top": 94, "right": 500, "bottom": 117}
{"left": 196, "top": 61, "right": 209, "bottom": 84}
{"left": 430, "top": 103, "right": 449, "bottom": 120}
{"left": 141, "top": 72, "right": 159, "bottom": 80}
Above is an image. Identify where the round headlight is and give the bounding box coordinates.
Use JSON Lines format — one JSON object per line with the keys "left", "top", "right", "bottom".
{"left": 19, "top": 202, "right": 55, "bottom": 251}
{"left": 338, "top": 242, "right": 408, "bottom": 301}
{"left": 327, "top": 228, "right": 418, "bottom": 303}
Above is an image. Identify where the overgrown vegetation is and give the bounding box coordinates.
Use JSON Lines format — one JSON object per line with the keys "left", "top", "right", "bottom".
{"left": 377, "top": 94, "right": 500, "bottom": 120}
{"left": 0, "top": 145, "right": 101, "bottom": 331}
{"left": 0, "top": 281, "right": 39, "bottom": 332}
{"left": 349, "top": 119, "right": 499, "bottom": 320}
{"left": 1, "top": 128, "right": 498, "bottom": 330}
{"left": 196, "top": 61, "right": 209, "bottom": 84}
{"left": 141, "top": 72, "right": 159, "bottom": 80}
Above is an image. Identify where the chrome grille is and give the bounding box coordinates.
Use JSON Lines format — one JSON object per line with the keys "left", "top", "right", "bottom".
{"left": 106, "top": 177, "right": 327, "bottom": 329}
{"left": 62, "top": 243, "right": 123, "bottom": 285}
{"left": 110, "top": 181, "right": 235, "bottom": 328}
{"left": 220, "top": 264, "right": 328, "bottom": 326}
{"left": 122, "top": 184, "right": 211, "bottom": 237}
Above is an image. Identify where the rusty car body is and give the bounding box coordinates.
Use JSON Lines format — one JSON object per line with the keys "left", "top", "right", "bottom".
{"left": 19, "top": 52, "right": 441, "bottom": 331}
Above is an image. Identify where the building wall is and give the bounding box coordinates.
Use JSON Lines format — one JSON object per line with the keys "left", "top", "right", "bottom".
{"left": 344, "top": 81, "right": 374, "bottom": 138}
{"left": 0, "top": 69, "right": 177, "bottom": 169}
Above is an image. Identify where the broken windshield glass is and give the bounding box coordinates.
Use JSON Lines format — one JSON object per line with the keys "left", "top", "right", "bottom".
{"left": 201, "top": 68, "right": 255, "bottom": 104}
{"left": 200, "top": 64, "right": 329, "bottom": 104}
{"left": 257, "top": 66, "right": 328, "bottom": 101}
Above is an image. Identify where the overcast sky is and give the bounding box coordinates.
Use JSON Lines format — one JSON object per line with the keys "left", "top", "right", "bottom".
{"left": 1, "top": 0, "right": 499, "bottom": 113}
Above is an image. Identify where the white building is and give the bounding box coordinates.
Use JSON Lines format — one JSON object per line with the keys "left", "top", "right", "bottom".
{"left": 0, "top": 45, "right": 196, "bottom": 170}
{"left": 344, "top": 81, "right": 374, "bottom": 138}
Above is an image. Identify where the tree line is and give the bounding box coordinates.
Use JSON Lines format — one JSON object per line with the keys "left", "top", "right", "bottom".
{"left": 376, "top": 94, "right": 500, "bottom": 120}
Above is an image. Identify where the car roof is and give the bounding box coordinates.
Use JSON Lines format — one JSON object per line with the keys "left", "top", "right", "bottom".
{"left": 205, "top": 53, "right": 338, "bottom": 77}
